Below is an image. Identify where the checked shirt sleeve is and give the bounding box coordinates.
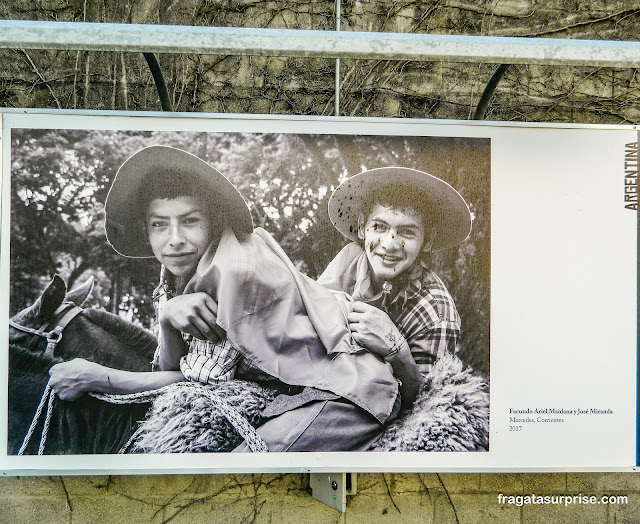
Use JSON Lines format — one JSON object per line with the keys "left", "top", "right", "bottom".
{"left": 408, "top": 320, "right": 460, "bottom": 375}
{"left": 394, "top": 281, "right": 461, "bottom": 376}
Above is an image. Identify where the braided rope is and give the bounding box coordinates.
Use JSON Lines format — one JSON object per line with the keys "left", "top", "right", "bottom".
{"left": 19, "top": 382, "right": 268, "bottom": 455}
{"left": 40, "top": 388, "right": 56, "bottom": 455}
{"left": 89, "top": 388, "right": 165, "bottom": 404}
{"left": 197, "top": 386, "right": 269, "bottom": 452}
{"left": 18, "top": 382, "right": 55, "bottom": 456}
{"left": 117, "top": 423, "right": 147, "bottom": 455}
{"left": 91, "top": 382, "right": 269, "bottom": 453}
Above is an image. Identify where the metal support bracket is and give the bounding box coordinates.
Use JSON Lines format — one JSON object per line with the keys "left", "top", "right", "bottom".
{"left": 473, "top": 63, "right": 510, "bottom": 120}
{"left": 310, "top": 473, "right": 357, "bottom": 512}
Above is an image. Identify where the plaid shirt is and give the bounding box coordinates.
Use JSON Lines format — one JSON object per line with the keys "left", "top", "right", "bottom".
{"left": 179, "top": 334, "right": 241, "bottom": 385}
{"left": 380, "top": 260, "right": 460, "bottom": 375}
{"left": 318, "top": 244, "right": 460, "bottom": 376}
{"left": 152, "top": 267, "right": 242, "bottom": 384}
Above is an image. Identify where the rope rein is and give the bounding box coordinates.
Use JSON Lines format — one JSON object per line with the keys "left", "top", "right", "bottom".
{"left": 91, "top": 382, "right": 269, "bottom": 453}
{"left": 19, "top": 381, "right": 269, "bottom": 455}
{"left": 41, "top": 386, "right": 56, "bottom": 455}
{"left": 13, "top": 294, "right": 267, "bottom": 455}
{"left": 18, "top": 383, "right": 56, "bottom": 455}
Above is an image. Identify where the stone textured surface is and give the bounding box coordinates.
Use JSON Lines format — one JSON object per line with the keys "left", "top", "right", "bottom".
{"left": 1, "top": 1, "right": 639, "bottom": 522}
{"left": 1, "top": 473, "right": 639, "bottom": 523}
{"left": 0, "top": 0, "right": 638, "bottom": 123}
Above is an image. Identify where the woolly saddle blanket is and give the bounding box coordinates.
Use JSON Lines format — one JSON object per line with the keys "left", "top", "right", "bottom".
{"left": 129, "top": 353, "right": 489, "bottom": 453}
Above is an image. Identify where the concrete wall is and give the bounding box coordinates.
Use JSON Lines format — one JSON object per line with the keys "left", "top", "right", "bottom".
{"left": 2, "top": 473, "right": 639, "bottom": 522}
{"left": 1, "top": 1, "right": 639, "bottom": 123}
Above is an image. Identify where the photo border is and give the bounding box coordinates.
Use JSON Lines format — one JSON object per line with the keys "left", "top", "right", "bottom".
{"left": 1, "top": 110, "right": 637, "bottom": 475}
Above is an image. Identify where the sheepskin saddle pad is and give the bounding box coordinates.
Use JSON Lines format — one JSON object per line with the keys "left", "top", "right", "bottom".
{"left": 129, "top": 353, "right": 489, "bottom": 453}
{"left": 129, "top": 380, "right": 276, "bottom": 453}
{"left": 371, "top": 352, "right": 489, "bottom": 452}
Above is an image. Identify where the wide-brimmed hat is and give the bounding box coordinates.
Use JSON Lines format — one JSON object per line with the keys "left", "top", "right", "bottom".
{"left": 105, "top": 145, "right": 253, "bottom": 258}
{"left": 328, "top": 167, "right": 472, "bottom": 251}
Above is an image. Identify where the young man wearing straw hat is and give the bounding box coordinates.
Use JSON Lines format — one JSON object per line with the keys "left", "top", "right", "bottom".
{"left": 235, "top": 167, "right": 472, "bottom": 451}
{"left": 48, "top": 145, "right": 256, "bottom": 399}
{"left": 49, "top": 146, "right": 406, "bottom": 452}
{"left": 318, "top": 167, "right": 472, "bottom": 400}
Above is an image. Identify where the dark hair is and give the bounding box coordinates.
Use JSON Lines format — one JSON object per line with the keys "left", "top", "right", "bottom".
{"left": 361, "top": 184, "right": 436, "bottom": 231}
{"left": 135, "top": 170, "right": 225, "bottom": 229}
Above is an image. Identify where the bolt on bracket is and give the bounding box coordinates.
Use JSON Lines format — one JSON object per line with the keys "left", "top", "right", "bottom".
{"left": 310, "top": 473, "right": 357, "bottom": 512}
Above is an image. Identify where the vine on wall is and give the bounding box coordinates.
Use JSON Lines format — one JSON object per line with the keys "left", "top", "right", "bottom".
{"left": 0, "top": 0, "right": 638, "bottom": 123}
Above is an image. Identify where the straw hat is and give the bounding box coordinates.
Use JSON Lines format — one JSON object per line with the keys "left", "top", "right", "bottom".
{"left": 328, "top": 167, "right": 472, "bottom": 251}
{"left": 105, "top": 145, "right": 253, "bottom": 258}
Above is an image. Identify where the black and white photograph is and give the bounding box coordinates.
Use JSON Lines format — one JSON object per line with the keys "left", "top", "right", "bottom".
{"left": 5, "top": 119, "right": 491, "bottom": 461}
{"left": 1, "top": 112, "right": 636, "bottom": 474}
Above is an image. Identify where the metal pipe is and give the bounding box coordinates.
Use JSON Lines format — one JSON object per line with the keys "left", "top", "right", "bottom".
{"left": 473, "top": 64, "right": 510, "bottom": 120}
{"left": 335, "top": 0, "right": 341, "bottom": 117}
{"left": 143, "top": 53, "right": 174, "bottom": 112}
{"left": 2, "top": 20, "right": 640, "bottom": 68}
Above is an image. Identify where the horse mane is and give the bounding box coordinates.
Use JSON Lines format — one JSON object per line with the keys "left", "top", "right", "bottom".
{"left": 82, "top": 308, "right": 158, "bottom": 352}
{"left": 9, "top": 343, "right": 61, "bottom": 374}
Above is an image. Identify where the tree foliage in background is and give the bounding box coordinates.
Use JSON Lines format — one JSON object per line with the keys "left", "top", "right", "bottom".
{"left": 4, "top": 0, "right": 639, "bottom": 378}
{"left": 10, "top": 130, "right": 157, "bottom": 320}
{"left": 10, "top": 130, "right": 490, "bottom": 374}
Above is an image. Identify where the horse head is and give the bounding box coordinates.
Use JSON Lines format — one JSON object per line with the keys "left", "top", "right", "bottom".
{"left": 8, "top": 275, "right": 157, "bottom": 455}
{"left": 10, "top": 275, "right": 157, "bottom": 370}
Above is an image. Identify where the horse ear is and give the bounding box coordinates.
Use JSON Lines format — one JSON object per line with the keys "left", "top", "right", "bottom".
{"left": 65, "top": 276, "right": 95, "bottom": 306}
{"left": 31, "top": 275, "right": 67, "bottom": 320}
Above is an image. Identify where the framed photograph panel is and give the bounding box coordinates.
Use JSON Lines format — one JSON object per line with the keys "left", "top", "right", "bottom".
{"left": 0, "top": 110, "right": 636, "bottom": 474}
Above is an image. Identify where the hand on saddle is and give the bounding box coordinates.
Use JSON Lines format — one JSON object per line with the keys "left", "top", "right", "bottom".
{"left": 159, "top": 292, "right": 225, "bottom": 343}
{"left": 347, "top": 301, "right": 406, "bottom": 359}
{"left": 49, "top": 358, "right": 102, "bottom": 401}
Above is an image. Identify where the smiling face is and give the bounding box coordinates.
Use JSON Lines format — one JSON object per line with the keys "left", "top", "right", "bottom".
{"left": 360, "top": 203, "right": 430, "bottom": 291}
{"left": 146, "top": 196, "right": 214, "bottom": 279}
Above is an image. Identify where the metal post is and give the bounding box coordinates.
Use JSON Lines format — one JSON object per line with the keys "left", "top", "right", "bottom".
{"left": 473, "top": 63, "right": 510, "bottom": 120}
{"left": 142, "top": 52, "right": 174, "bottom": 112}
{"left": 335, "top": 0, "right": 341, "bottom": 117}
